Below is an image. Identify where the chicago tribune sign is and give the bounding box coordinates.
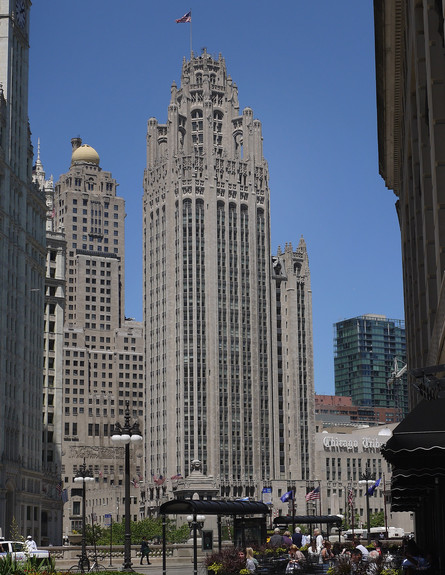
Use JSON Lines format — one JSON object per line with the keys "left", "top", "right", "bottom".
{"left": 322, "top": 435, "right": 383, "bottom": 452}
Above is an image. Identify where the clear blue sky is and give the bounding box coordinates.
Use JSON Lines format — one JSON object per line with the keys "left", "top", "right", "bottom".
{"left": 28, "top": 2, "right": 404, "bottom": 396}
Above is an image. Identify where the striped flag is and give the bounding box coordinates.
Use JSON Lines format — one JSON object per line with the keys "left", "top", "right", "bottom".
{"left": 176, "top": 11, "right": 191, "bottom": 23}
{"left": 305, "top": 486, "right": 320, "bottom": 501}
{"left": 56, "top": 481, "right": 63, "bottom": 497}
{"left": 348, "top": 486, "right": 354, "bottom": 506}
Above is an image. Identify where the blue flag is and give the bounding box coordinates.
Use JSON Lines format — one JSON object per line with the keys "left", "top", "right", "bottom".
{"left": 280, "top": 490, "right": 293, "bottom": 503}
{"left": 367, "top": 477, "right": 381, "bottom": 496}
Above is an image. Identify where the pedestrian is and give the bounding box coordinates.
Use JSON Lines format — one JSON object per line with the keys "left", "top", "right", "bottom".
{"left": 313, "top": 529, "right": 323, "bottom": 552}
{"left": 292, "top": 527, "right": 303, "bottom": 548}
{"left": 25, "top": 535, "right": 37, "bottom": 552}
{"left": 246, "top": 547, "right": 258, "bottom": 573}
{"left": 140, "top": 536, "right": 151, "bottom": 565}
{"left": 320, "top": 540, "right": 335, "bottom": 573}
{"left": 269, "top": 528, "right": 284, "bottom": 547}
{"left": 283, "top": 531, "right": 293, "bottom": 546}
{"left": 307, "top": 538, "right": 320, "bottom": 564}
{"left": 353, "top": 538, "right": 369, "bottom": 562}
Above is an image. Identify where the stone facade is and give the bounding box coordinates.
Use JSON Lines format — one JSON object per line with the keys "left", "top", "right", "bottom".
{"left": 142, "top": 50, "right": 314, "bottom": 507}
{"left": 0, "top": 0, "right": 48, "bottom": 543}
{"left": 52, "top": 139, "right": 144, "bottom": 537}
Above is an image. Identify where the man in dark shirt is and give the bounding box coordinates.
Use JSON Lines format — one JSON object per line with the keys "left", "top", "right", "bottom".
{"left": 292, "top": 527, "right": 303, "bottom": 547}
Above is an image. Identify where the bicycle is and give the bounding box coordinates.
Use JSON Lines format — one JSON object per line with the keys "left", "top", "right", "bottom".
{"left": 68, "top": 555, "right": 107, "bottom": 573}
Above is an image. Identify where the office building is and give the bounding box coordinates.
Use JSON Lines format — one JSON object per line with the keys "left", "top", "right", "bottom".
{"left": 32, "top": 144, "right": 66, "bottom": 544}
{"left": 53, "top": 139, "right": 144, "bottom": 536}
{"left": 334, "top": 314, "right": 407, "bottom": 416}
{"left": 142, "top": 50, "right": 314, "bottom": 504}
{"left": 374, "top": 0, "right": 445, "bottom": 565}
{"left": 315, "top": 395, "right": 402, "bottom": 430}
{"left": 0, "top": 0, "right": 48, "bottom": 541}
{"left": 314, "top": 424, "right": 413, "bottom": 535}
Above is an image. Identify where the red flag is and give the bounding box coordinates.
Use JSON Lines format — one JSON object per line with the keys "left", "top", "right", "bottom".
{"left": 176, "top": 11, "right": 191, "bottom": 23}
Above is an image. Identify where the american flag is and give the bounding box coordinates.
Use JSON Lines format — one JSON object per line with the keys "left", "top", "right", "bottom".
{"left": 305, "top": 486, "right": 320, "bottom": 501}
{"left": 348, "top": 486, "right": 354, "bottom": 507}
{"left": 176, "top": 11, "right": 191, "bottom": 23}
{"left": 131, "top": 478, "right": 139, "bottom": 488}
{"left": 171, "top": 473, "right": 183, "bottom": 481}
{"left": 56, "top": 481, "right": 63, "bottom": 496}
{"left": 156, "top": 475, "right": 166, "bottom": 486}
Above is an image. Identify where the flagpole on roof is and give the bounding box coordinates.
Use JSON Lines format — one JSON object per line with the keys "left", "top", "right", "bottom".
{"left": 190, "top": 9, "right": 192, "bottom": 58}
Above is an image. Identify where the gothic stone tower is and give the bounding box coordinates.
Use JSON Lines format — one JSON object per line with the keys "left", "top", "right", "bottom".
{"left": 0, "top": 0, "right": 48, "bottom": 541}
{"left": 143, "top": 50, "right": 315, "bottom": 502}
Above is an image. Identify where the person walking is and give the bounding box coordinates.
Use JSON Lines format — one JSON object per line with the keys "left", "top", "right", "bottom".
{"left": 140, "top": 536, "right": 151, "bottom": 565}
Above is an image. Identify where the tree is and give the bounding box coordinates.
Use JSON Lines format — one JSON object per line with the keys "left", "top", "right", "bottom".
{"left": 367, "top": 510, "right": 385, "bottom": 529}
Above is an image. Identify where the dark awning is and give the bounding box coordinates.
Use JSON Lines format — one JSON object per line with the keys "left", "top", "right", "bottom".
{"left": 159, "top": 499, "right": 270, "bottom": 516}
{"left": 273, "top": 515, "right": 343, "bottom": 526}
{"left": 381, "top": 398, "right": 445, "bottom": 468}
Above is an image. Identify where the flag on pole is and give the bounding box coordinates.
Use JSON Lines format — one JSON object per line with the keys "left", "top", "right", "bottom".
{"left": 171, "top": 473, "right": 183, "bottom": 481}
{"left": 367, "top": 477, "right": 381, "bottom": 496}
{"left": 61, "top": 489, "right": 69, "bottom": 504}
{"left": 131, "top": 478, "right": 139, "bottom": 488}
{"left": 280, "top": 490, "right": 293, "bottom": 503}
{"left": 305, "top": 486, "right": 320, "bottom": 501}
{"left": 176, "top": 11, "right": 191, "bottom": 23}
{"left": 56, "top": 481, "right": 63, "bottom": 496}
{"left": 348, "top": 486, "right": 354, "bottom": 506}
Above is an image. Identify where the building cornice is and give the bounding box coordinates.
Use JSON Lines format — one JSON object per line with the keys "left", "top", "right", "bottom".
{"left": 374, "top": 0, "right": 404, "bottom": 194}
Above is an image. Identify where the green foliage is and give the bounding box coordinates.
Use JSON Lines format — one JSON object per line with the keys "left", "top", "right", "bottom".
{"left": 368, "top": 511, "right": 385, "bottom": 529}
{"left": 93, "top": 516, "right": 189, "bottom": 545}
{"left": 9, "top": 518, "right": 23, "bottom": 542}
{"left": 0, "top": 554, "right": 56, "bottom": 575}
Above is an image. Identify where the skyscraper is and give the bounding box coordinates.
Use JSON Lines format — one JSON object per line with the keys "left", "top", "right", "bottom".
{"left": 0, "top": 0, "right": 48, "bottom": 540}
{"left": 53, "top": 139, "right": 144, "bottom": 536}
{"left": 143, "top": 50, "right": 314, "bottom": 501}
{"left": 334, "top": 314, "right": 407, "bottom": 417}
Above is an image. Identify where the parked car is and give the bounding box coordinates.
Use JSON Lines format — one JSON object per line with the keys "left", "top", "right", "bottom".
{"left": 0, "top": 541, "right": 50, "bottom": 563}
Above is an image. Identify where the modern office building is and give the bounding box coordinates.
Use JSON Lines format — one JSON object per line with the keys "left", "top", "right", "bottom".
{"left": 374, "top": 0, "right": 445, "bottom": 566}
{"left": 53, "top": 139, "right": 144, "bottom": 537}
{"left": 142, "top": 49, "right": 314, "bottom": 505}
{"left": 0, "top": 0, "right": 48, "bottom": 541}
{"left": 334, "top": 314, "right": 407, "bottom": 417}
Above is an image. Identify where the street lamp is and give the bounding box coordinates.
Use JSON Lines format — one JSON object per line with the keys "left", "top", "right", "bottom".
{"left": 186, "top": 515, "right": 206, "bottom": 575}
{"left": 358, "top": 463, "right": 376, "bottom": 544}
{"left": 74, "top": 458, "right": 95, "bottom": 573}
{"left": 111, "top": 401, "right": 143, "bottom": 572}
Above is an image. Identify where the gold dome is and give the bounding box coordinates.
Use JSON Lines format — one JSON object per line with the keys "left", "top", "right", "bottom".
{"left": 71, "top": 144, "right": 100, "bottom": 165}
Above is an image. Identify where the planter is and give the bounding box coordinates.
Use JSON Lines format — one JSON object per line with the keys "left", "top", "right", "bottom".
{"left": 68, "top": 534, "right": 82, "bottom": 544}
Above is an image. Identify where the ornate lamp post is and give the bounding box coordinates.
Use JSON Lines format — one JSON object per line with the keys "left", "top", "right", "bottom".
{"left": 111, "top": 401, "right": 143, "bottom": 572}
{"left": 359, "top": 462, "right": 376, "bottom": 544}
{"left": 74, "top": 459, "right": 95, "bottom": 572}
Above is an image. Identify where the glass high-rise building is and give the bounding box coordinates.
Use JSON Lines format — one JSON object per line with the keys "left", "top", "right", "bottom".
{"left": 334, "top": 314, "right": 407, "bottom": 417}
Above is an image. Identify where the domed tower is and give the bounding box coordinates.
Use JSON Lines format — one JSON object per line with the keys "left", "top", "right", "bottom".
{"left": 54, "top": 138, "right": 144, "bottom": 537}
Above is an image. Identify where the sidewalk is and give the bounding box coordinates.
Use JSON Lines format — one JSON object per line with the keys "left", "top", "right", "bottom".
{"left": 55, "top": 556, "right": 202, "bottom": 574}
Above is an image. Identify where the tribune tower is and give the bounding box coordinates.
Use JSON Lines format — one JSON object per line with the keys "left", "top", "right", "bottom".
{"left": 143, "top": 50, "right": 314, "bottom": 501}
